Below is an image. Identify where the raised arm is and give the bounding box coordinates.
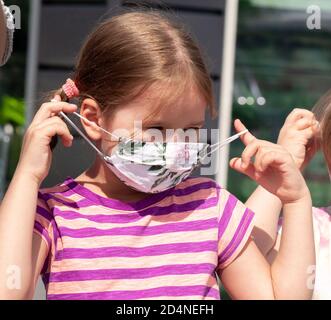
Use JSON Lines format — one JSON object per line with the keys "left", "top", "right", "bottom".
{"left": 0, "top": 97, "right": 77, "bottom": 299}
{"left": 241, "top": 110, "right": 319, "bottom": 256}
{"left": 220, "top": 132, "right": 315, "bottom": 299}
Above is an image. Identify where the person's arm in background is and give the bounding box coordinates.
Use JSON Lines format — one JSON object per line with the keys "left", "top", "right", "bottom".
{"left": 241, "top": 109, "right": 319, "bottom": 256}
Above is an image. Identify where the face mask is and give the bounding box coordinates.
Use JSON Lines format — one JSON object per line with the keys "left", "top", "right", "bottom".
{"left": 58, "top": 111, "right": 247, "bottom": 194}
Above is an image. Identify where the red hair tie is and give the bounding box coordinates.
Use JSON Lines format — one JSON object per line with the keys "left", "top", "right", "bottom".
{"left": 62, "top": 78, "right": 80, "bottom": 99}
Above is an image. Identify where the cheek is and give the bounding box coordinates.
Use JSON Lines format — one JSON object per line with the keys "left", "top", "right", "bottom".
{"left": 106, "top": 108, "right": 149, "bottom": 138}
{"left": 101, "top": 112, "right": 133, "bottom": 141}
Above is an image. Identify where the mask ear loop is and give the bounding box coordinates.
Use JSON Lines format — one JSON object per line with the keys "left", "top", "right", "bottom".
{"left": 58, "top": 111, "right": 106, "bottom": 158}
{"left": 50, "top": 98, "right": 122, "bottom": 158}
{"left": 71, "top": 108, "right": 137, "bottom": 144}
{"left": 71, "top": 111, "right": 121, "bottom": 141}
{"left": 199, "top": 129, "right": 248, "bottom": 163}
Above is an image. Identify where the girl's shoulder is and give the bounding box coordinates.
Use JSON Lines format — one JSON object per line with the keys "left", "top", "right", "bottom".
{"left": 180, "top": 177, "right": 240, "bottom": 208}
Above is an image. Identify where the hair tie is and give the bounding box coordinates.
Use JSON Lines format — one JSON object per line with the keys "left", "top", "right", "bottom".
{"left": 62, "top": 78, "right": 80, "bottom": 99}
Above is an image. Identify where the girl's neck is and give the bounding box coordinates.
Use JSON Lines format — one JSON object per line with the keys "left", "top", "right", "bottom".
{"left": 74, "top": 156, "right": 150, "bottom": 203}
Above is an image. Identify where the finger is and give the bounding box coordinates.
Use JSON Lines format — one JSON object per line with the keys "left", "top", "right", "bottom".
{"left": 234, "top": 119, "right": 247, "bottom": 133}
{"left": 234, "top": 119, "right": 256, "bottom": 146}
{"left": 35, "top": 117, "right": 74, "bottom": 147}
{"left": 241, "top": 139, "right": 279, "bottom": 169}
{"left": 259, "top": 150, "right": 292, "bottom": 172}
{"left": 299, "top": 126, "right": 320, "bottom": 141}
{"left": 254, "top": 146, "right": 281, "bottom": 172}
{"left": 257, "top": 148, "right": 289, "bottom": 172}
{"left": 285, "top": 108, "right": 314, "bottom": 125}
{"left": 289, "top": 123, "right": 321, "bottom": 146}
{"left": 294, "top": 116, "right": 317, "bottom": 130}
{"left": 241, "top": 141, "right": 260, "bottom": 169}
{"left": 32, "top": 101, "right": 77, "bottom": 125}
{"left": 230, "top": 157, "right": 260, "bottom": 181}
{"left": 50, "top": 95, "right": 62, "bottom": 117}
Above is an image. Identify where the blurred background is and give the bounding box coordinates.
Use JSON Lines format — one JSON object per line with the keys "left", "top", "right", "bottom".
{"left": 1, "top": 0, "right": 331, "bottom": 299}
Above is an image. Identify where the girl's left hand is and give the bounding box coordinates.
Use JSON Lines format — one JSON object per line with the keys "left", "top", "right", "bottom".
{"left": 229, "top": 120, "right": 310, "bottom": 204}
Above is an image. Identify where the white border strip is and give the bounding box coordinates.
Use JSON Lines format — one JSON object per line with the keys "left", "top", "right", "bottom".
{"left": 217, "top": 0, "right": 239, "bottom": 188}
{"left": 24, "top": 0, "right": 41, "bottom": 128}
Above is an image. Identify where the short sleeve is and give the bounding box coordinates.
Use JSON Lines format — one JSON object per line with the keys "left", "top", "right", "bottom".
{"left": 216, "top": 187, "right": 255, "bottom": 270}
{"left": 33, "top": 192, "right": 54, "bottom": 274}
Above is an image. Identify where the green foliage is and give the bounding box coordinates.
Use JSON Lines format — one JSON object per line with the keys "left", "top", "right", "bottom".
{"left": 0, "top": 95, "right": 25, "bottom": 127}
{"left": 229, "top": 1, "right": 331, "bottom": 207}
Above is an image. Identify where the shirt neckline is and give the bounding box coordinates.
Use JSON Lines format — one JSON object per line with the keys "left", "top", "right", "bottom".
{"left": 63, "top": 176, "right": 174, "bottom": 211}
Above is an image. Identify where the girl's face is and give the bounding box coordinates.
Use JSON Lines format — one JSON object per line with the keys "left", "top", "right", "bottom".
{"left": 81, "top": 83, "right": 208, "bottom": 155}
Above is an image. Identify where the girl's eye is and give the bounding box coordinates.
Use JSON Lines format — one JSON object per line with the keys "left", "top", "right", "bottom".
{"left": 146, "top": 127, "right": 200, "bottom": 131}
{"left": 148, "top": 127, "right": 164, "bottom": 131}
{"left": 185, "top": 128, "right": 200, "bottom": 131}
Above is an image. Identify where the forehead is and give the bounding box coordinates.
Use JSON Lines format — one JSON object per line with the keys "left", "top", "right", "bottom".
{"left": 117, "top": 82, "right": 207, "bottom": 126}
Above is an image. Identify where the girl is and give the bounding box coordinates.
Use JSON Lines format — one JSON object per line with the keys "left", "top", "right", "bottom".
{"left": 0, "top": 11, "right": 314, "bottom": 300}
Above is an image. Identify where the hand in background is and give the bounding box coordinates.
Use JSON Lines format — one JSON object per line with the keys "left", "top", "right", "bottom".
{"left": 277, "top": 108, "right": 320, "bottom": 171}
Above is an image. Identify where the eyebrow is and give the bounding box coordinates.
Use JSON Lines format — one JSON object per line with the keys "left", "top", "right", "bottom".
{"left": 144, "top": 119, "right": 205, "bottom": 128}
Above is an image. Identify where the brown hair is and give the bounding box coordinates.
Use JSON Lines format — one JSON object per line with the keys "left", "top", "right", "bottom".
{"left": 59, "top": 10, "right": 217, "bottom": 121}
{"left": 322, "top": 109, "right": 331, "bottom": 171}
{"left": 312, "top": 90, "right": 331, "bottom": 171}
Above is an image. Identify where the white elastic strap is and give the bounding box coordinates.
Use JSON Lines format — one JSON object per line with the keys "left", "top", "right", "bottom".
{"left": 59, "top": 111, "right": 105, "bottom": 158}
{"left": 201, "top": 129, "right": 248, "bottom": 161}
{"left": 72, "top": 112, "right": 121, "bottom": 141}
{"left": 209, "top": 129, "right": 248, "bottom": 152}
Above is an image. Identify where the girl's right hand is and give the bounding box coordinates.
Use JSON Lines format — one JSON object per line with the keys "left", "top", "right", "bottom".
{"left": 277, "top": 108, "right": 320, "bottom": 170}
{"left": 231, "top": 120, "right": 311, "bottom": 204}
{"left": 15, "top": 95, "right": 77, "bottom": 185}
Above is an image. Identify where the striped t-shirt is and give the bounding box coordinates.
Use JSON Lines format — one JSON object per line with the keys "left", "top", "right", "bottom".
{"left": 34, "top": 176, "right": 255, "bottom": 300}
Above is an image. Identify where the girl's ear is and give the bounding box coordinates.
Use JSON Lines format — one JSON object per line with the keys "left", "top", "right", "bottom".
{"left": 80, "top": 98, "right": 103, "bottom": 141}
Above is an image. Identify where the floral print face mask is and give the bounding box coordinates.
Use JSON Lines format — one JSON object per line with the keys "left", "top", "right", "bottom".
{"left": 59, "top": 111, "right": 247, "bottom": 194}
